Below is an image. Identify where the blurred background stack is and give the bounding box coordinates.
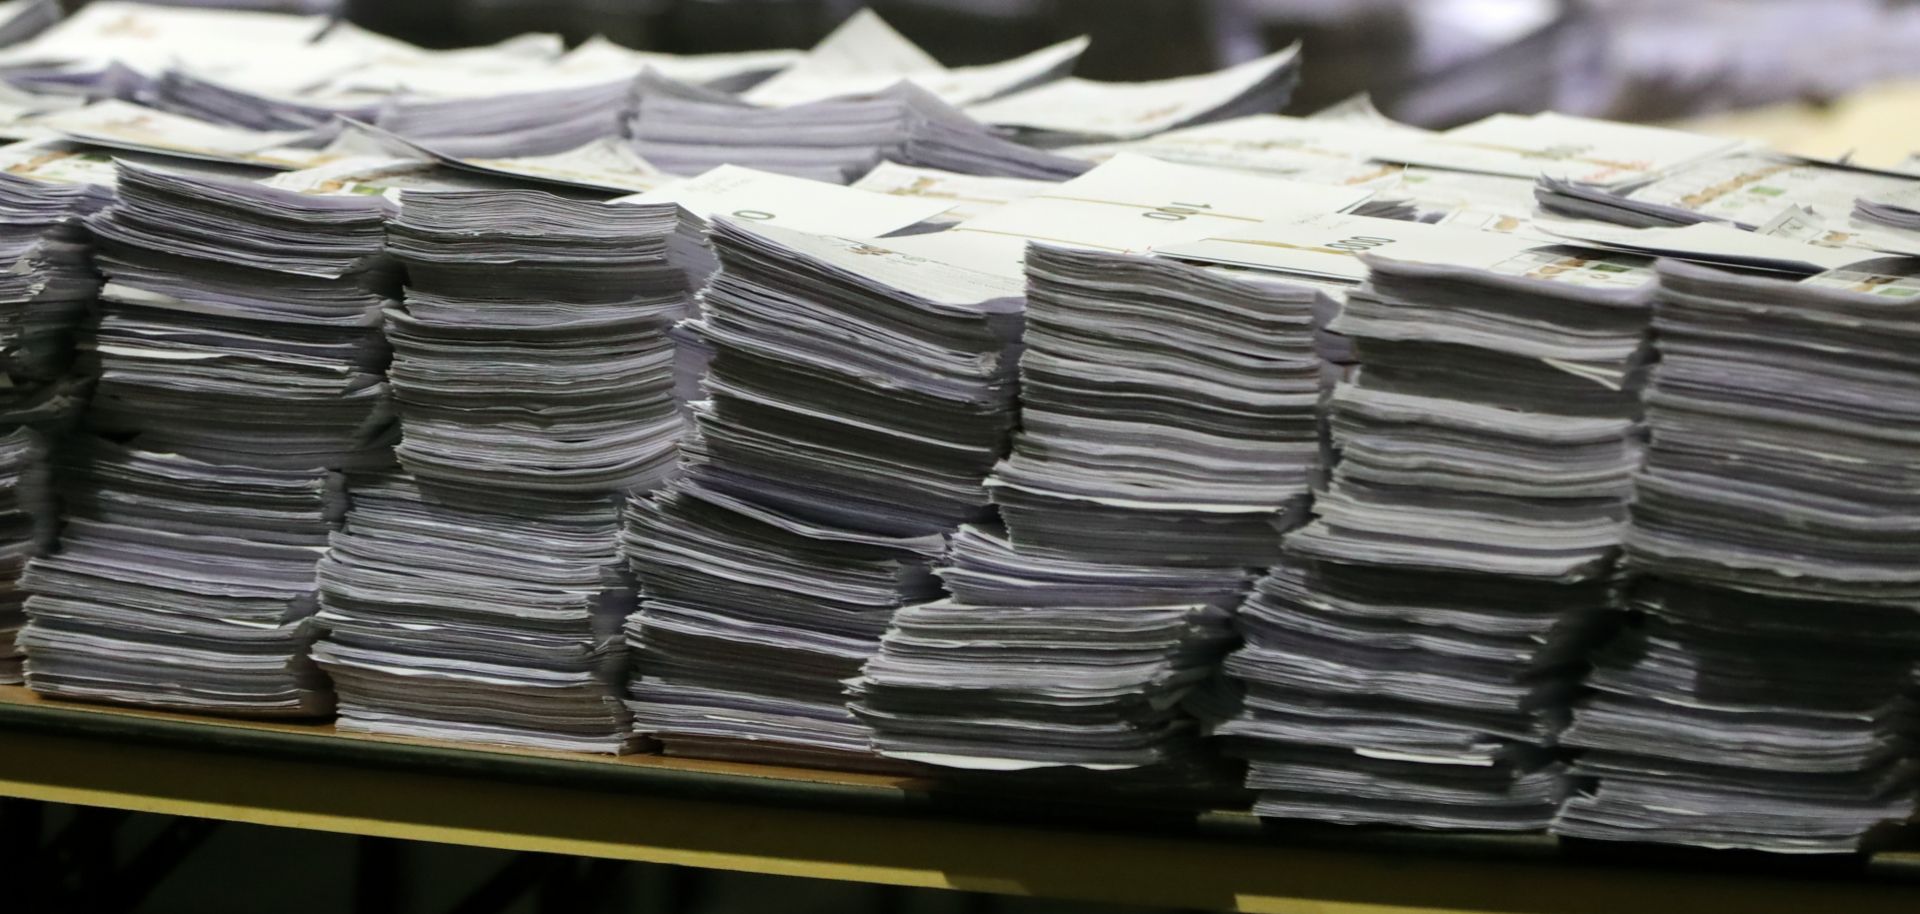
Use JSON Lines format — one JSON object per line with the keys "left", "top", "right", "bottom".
{"left": 318, "top": 0, "right": 1920, "bottom": 134}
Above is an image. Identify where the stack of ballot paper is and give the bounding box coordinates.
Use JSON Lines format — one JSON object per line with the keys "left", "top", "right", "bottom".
{"left": 382, "top": 190, "right": 683, "bottom": 493}
{"left": 1222, "top": 236, "right": 1659, "bottom": 830}
{"left": 851, "top": 523, "right": 1246, "bottom": 769}
{"left": 991, "top": 245, "right": 1325, "bottom": 566}
{"left": 852, "top": 245, "right": 1325, "bottom": 770}
{"left": 137, "top": 64, "right": 385, "bottom": 133}
{"left": 18, "top": 159, "right": 394, "bottom": 715}
{"left": 21, "top": 437, "right": 339, "bottom": 713}
{"left": 1556, "top": 580, "right": 1920, "bottom": 853}
{"left": 81, "top": 162, "right": 395, "bottom": 469}
{"left": 619, "top": 219, "right": 1022, "bottom": 767}
{"left": 1554, "top": 260, "right": 1920, "bottom": 852}
{"left": 0, "top": 165, "right": 101, "bottom": 683}
{"left": 311, "top": 188, "right": 686, "bottom": 752}
{"left": 628, "top": 78, "right": 1092, "bottom": 185}
{"left": 311, "top": 476, "right": 634, "bottom": 753}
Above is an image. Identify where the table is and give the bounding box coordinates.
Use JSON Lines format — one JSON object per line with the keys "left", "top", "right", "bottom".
{"left": 0, "top": 685, "right": 1915, "bottom": 914}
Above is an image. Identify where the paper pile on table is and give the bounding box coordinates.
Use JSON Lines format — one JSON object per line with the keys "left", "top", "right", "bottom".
{"left": 620, "top": 219, "right": 1022, "bottom": 767}
{"left": 381, "top": 190, "right": 683, "bottom": 492}
{"left": 1220, "top": 235, "right": 1658, "bottom": 830}
{"left": 17, "top": 159, "right": 395, "bottom": 715}
{"left": 628, "top": 76, "right": 1093, "bottom": 185}
{"left": 81, "top": 162, "right": 394, "bottom": 468}
{"left": 854, "top": 245, "right": 1324, "bottom": 770}
{"left": 311, "top": 189, "right": 685, "bottom": 752}
{"left": 0, "top": 164, "right": 105, "bottom": 683}
{"left": 852, "top": 523, "right": 1245, "bottom": 770}
{"left": 20, "top": 438, "right": 339, "bottom": 712}
{"left": 1555, "top": 260, "right": 1920, "bottom": 852}
{"left": 311, "top": 475, "right": 634, "bottom": 752}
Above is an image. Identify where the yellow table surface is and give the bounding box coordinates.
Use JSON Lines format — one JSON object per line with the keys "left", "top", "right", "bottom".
{"left": 1672, "top": 81, "right": 1920, "bottom": 167}
{"left": 1, "top": 685, "right": 1917, "bottom": 914}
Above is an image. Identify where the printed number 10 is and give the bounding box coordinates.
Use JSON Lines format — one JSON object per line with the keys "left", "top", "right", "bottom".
{"left": 1143, "top": 201, "right": 1212, "bottom": 221}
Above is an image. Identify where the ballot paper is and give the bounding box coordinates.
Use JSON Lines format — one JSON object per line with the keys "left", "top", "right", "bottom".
{"left": 556, "top": 36, "right": 799, "bottom": 92}
{"left": 29, "top": 99, "right": 336, "bottom": 170}
{"left": 298, "top": 31, "right": 568, "bottom": 101}
{"left": 966, "top": 44, "right": 1302, "bottom": 143}
{"left": 1154, "top": 211, "right": 1573, "bottom": 284}
{"left": 621, "top": 218, "right": 1022, "bottom": 766}
{"left": 626, "top": 163, "right": 956, "bottom": 289}
{"left": 743, "top": 10, "right": 1087, "bottom": 108}
{"left": 636, "top": 164, "right": 957, "bottom": 240}
{"left": 137, "top": 66, "right": 381, "bottom": 133}
{"left": 312, "top": 475, "right": 636, "bottom": 753}
{"left": 1372, "top": 112, "right": 1749, "bottom": 187}
{"left": 371, "top": 76, "right": 638, "bottom": 160}
{"left": 339, "top": 121, "right": 670, "bottom": 195}
{"left": 1539, "top": 152, "right": 1920, "bottom": 247}
{"left": 849, "top": 162, "right": 1055, "bottom": 225}
{"left": 1532, "top": 215, "right": 1885, "bottom": 273}
{"left": 922, "top": 154, "right": 1377, "bottom": 279}
{"left": 1059, "top": 115, "right": 1423, "bottom": 178}
{"left": 629, "top": 75, "right": 1092, "bottom": 185}
{"left": 383, "top": 189, "right": 684, "bottom": 494}
{"left": 619, "top": 164, "right": 961, "bottom": 408}
{"left": 0, "top": 1, "right": 330, "bottom": 73}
